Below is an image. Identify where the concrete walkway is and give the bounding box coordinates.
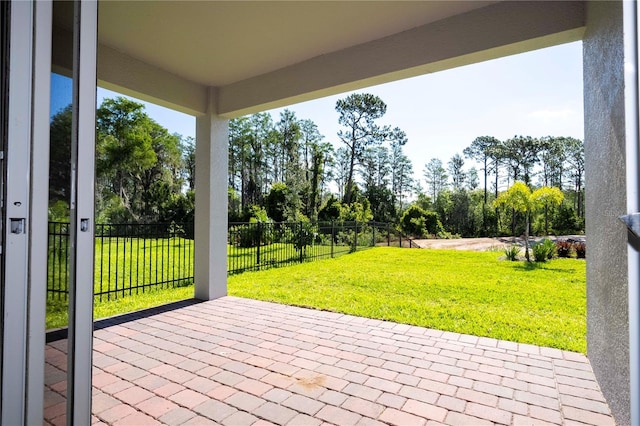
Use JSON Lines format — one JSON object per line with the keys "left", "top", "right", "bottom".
{"left": 45, "top": 297, "right": 614, "bottom": 425}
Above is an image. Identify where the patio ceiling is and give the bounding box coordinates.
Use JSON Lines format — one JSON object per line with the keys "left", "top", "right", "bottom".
{"left": 97, "top": 1, "right": 497, "bottom": 88}
{"left": 53, "top": 1, "right": 585, "bottom": 116}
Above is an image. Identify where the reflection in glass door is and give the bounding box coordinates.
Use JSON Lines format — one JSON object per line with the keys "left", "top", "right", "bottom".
{"left": 45, "top": 1, "right": 98, "bottom": 424}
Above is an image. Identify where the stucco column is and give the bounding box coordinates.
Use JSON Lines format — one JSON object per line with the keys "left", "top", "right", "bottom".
{"left": 195, "top": 87, "right": 229, "bottom": 300}
{"left": 584, "top": 1, "right": 630, "bottom": 424}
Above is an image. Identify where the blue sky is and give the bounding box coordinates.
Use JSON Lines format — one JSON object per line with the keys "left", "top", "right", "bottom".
{"left": 54, "top": 40, "right": 583, "bottom": 185}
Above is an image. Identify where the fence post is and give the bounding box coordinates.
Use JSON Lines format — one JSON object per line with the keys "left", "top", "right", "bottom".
{"left": 354, "top": 221, "right": 358, "bottom": 252}
{"left": 299, "top": 222, "right": 304, "bottom": 264}
{"left": 372, "top": 223, "right": 376, "bottom": 247}
{"left": 387, "top": 223, "right": 391, "bottom": 246}
{"left": 331, "top": 222, "right": 334, "bottom": 258}
{"left": 256, "top": 222, "right": 261, "bottom": 268}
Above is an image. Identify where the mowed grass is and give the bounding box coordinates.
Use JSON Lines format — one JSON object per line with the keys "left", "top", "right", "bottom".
{"left": 229, "top": 247, "right": 586, "bottom": 353}
{"left": 46, "top": 285, "right": 195, "bottom": 330}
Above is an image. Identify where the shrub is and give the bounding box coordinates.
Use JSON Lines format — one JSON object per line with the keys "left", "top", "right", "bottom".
{"left": 504, "top": 245, "right": 520, "bottom": 261}
{"left": 533, "top": 238, "right": 556, "bottom": 262}
{"left": 292, "top": 220, "right": 317, "bottom": 257}
{"left": 556, "top": 240, "right": 573, "bottom": 258}
{"left": 400, "top": 205, "right": 444, "bottom": 237}
{"left": 574, "top": 242, "right": 586, "bottom": 259}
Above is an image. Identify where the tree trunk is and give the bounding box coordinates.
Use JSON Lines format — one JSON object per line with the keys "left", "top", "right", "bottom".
{"left": 344, "top": 142, "right": 357, "bottom": 204}
{"left": 525, "top": 213, "right": 530, "bottom": 262}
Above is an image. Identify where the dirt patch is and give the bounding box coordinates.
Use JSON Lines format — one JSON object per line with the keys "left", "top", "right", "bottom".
{"left": 412, "top": 235, "right": 585, "bottom": 251}
{"left": 412, "top": 237, "right": 508, "bottom": 251}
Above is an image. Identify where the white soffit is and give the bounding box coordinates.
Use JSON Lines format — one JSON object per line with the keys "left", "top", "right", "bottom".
{"left": 97, "top": 1, "right": 496, "bottom": 87}
{"left": 85, "top": 1, "right": 584, "bottom": 116}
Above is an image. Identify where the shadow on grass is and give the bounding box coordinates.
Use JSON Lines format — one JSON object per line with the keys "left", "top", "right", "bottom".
{"left": 514, "top": 261, "right": 576, "bottom": 273}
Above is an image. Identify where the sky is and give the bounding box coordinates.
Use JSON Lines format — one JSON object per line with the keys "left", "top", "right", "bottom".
{"left": 52, "top": 40, "right": 583, "bottom": 187}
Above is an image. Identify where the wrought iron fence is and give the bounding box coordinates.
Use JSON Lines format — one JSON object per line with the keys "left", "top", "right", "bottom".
{"left": 228, "top": 221, "right": 392, "bottom": 274}
{"left": 48, "top": 222, "right": 195, "bottom": 301}
{"left": 47, "top": 220, "right": 418, "bottom": 300}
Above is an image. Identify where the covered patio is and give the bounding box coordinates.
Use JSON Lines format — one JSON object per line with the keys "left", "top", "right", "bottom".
{"left": 45, "top": 297, "right": 614, "bottom": 425}
{"left": 3, "top": 0, "right": 638, "bottom": 424}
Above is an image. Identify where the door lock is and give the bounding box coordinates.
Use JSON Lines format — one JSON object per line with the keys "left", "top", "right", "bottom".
{"left": 10, "top": 218, "right": 24, "bottom": 234}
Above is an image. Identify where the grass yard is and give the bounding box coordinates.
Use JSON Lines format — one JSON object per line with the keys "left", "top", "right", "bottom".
{"left": 46, "top": 285, "right": 195, "bottom": 330}
{"left": 228, "top": 247, "right": 586, "bottom": 353}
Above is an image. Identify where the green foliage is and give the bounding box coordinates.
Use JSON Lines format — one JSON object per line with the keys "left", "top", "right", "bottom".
{"left": 494, "top": 182, "right": 533, "bottom": 213}
{"left": 552, "top": 204, "right": 582, "bottom": 234}
{"left": 495, "top": 182, "right": 564, "bottom": 261}
{"left": 365, "top": 185, "right": 397, "bottom": 223}
{"left": 400, "top": 205, "right": 443, "bottom": 237}
{"left": 231, "top": 206, "right": 273, "bottom": 247}
{"left": 93, "top": 97, "right": 190, "bottom": 224}
{"left": 504, "top": 245, "right": 520, "bottom": 261}
{"left": 532, "top": 238, "right": 556, "bottom": 262}
{"left": 318, "top": 195, "right": 342, "bottom": 222}
{"left": 48, "top": 200, "right": 70, "bottom": 222}
{"left": 339, "top": 200, "right": 373, "bottom": 223}
{"left": 265, "top": 182, "right": 289, "bottom": 223}
{"left": 291, "top": 219, "right": 318, "bottom": 257}
{"left": 49, "top": 105, "right": 72, "bottom": 202}
{"left": 229, "top": 247, "right": 587, "bottom": 352}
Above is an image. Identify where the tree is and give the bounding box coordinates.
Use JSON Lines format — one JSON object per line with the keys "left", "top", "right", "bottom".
{"left": 335, "top": 93, "right": 389, "bottom": 204}
{"left": 448, "top": 153, "right": 466, "bottom": 190}
{"left": 539, "top": 136, "right": 567, "bottom": 188}
{"left": 423, "top": 158, "right": 448, "bottom": 201}
{"left": 182, "top": 137, "right": 195, "bottom": 190}
{"left": 565, "top": 137, "right": 585, "bottom": 218}
{"left": 466, "top": 167, "right": 479, "bottom": 190}
{"left": 400, "top": 205, "right": 444, "bottom": 237}
{"left": 463, "top": 136, "right": 501, "bottom": 204}
{"left": 501, "top": 136, "right": 545, "bottom": 186}
{"left": 494, "top": 182, "right": 563, "bottom": 261}
{"left": 265, "top": 182, "right": 289, "bottom": 222}
{"left": 96, "top": 97, "right": 157, "bottom": 221}
{"left": 49, "top": 104, "right": 72, "bottom": 204}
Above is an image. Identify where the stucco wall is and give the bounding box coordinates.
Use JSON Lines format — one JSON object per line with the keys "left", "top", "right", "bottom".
{"left": 583, "top": 1, "right": 630, "bottom": 424}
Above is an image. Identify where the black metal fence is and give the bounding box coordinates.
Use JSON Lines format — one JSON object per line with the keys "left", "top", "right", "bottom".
{"left": 48, "top": 222, "right": 195, "bottom": 301}
{"left": 47, "top": 221, "right": 418, "bottom": 300}
{"left": 227, "top": 221, "right": 416, "bottom": 274}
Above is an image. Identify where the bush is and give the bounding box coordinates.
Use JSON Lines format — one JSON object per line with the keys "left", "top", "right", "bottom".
{"left": 533, "top": 238, "right": 556, "bottom": 262}
{"left": 504, "top": 245, "right": 520, "bottom": 261}
{"left": 400, "top": 205, "right": 444, "bottom": 237}
{"left": 556, "top": 240, "right": 573, "bottom": 258}
{"left": 574, "top": 242, "right": 586, "bottom": 259}
{"left": 291, "top": 220, "right": 318, "bottom": 257}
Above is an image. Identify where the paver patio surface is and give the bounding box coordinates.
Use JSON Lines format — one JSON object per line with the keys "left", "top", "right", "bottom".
{"left": 44, "top": 296, "right": 615, "bottom": 425}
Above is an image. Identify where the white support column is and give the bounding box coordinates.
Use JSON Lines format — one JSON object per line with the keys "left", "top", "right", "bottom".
{"left": 194, "top": 87, "right": 229, "bottom": 300}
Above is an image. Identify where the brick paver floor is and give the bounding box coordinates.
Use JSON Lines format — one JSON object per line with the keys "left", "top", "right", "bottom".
{"left": 44, "top": 296, "right": 615, "bottom": 425}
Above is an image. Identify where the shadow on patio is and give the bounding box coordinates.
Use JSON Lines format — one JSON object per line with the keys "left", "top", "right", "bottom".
{"left": 44, "top": 297, "right": 614, "bottom": 425}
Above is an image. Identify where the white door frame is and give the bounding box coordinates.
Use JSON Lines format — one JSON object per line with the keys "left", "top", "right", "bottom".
{"left": 623, "top": 2, "right": 640, "bottom": 424}
{"left": 66, "top": 1, "right": 98, "bottom": 423}
{"left": 1, "top": 1, "right": 52, "bottom": 424}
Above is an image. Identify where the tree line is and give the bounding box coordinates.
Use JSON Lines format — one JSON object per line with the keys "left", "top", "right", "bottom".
{"left": 48, "top": 94, "right": 584, "bottom": 238}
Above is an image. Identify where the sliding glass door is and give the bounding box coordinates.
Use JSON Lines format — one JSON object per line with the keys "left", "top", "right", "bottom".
{"left": 1, "top": 1, "right": 97, "bottom": 423}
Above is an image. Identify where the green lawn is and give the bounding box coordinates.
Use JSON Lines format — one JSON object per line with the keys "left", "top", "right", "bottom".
{"left": 228, "top": 247, "right": 586, "bottom": 353}
{"left": 46, "top": 246, "right": 586, "bottom": 353}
